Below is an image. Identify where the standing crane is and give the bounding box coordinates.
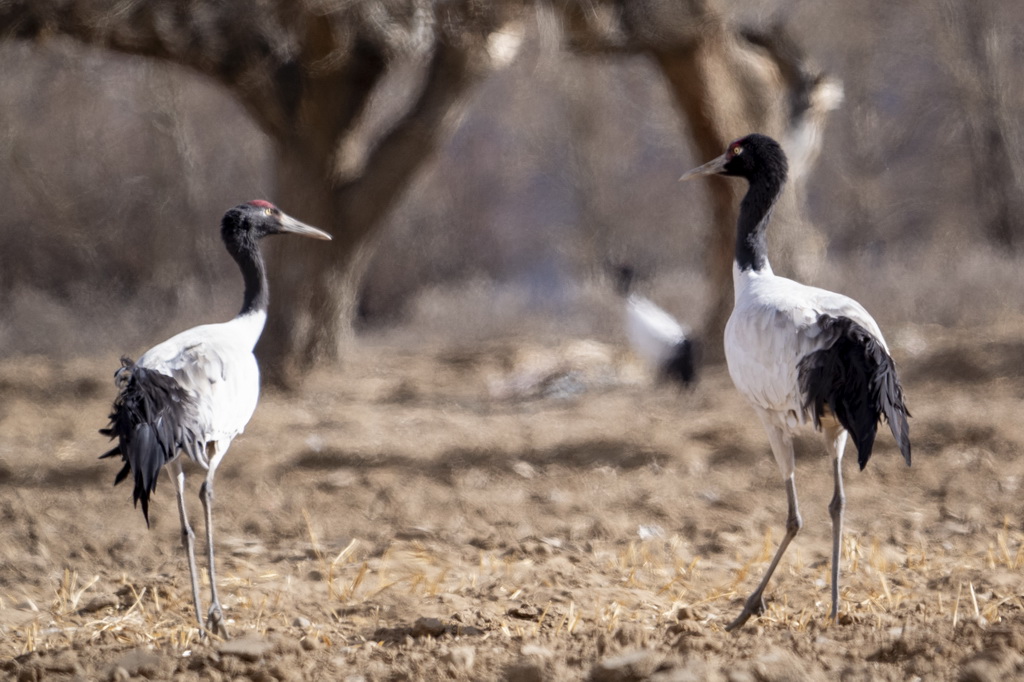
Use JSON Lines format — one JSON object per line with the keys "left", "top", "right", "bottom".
{"left": 615, "top": 265, "right": 698, "bottom": 387}
{"left": 100, "top": 201, "right": 331, "bottom": 637}
{"left": 680, "top": 134, "right": 911, "bottom": 630}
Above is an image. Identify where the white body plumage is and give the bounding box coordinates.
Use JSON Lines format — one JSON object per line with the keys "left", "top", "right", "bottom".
{"left": 132, "top": 310, "right": 265, "bottom": 466}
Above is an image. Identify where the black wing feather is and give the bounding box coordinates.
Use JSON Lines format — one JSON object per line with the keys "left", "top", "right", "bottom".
{"left": 798, "top": 316, "right": 911, "bottom": 470}
{"left": 99, "top": 356, "right": 203, "bottom": 526}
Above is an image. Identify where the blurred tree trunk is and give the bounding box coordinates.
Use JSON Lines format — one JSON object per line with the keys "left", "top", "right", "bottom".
{"left": 561, "top": 1, "right": 841, "bottom": 358}
{"left": 262, "top": 41, "right": 488, "bottom": 381}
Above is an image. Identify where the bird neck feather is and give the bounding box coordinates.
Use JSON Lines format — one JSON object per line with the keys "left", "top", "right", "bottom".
{"left": 236, "top": 242, "right": 269, "bottom": 316}
{"left": 735, "top": 174, "right": 784, "bottom": 273}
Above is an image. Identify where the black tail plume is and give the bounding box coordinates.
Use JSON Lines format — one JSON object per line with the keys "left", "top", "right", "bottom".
{"left": 662, "top": 337, "right": 700, "bottom": 387}
{"left": 798, "top": 316, "right": 911, "bottom": 469}
{"left": 99, "top": 357, "right": 201, "bottom": 526}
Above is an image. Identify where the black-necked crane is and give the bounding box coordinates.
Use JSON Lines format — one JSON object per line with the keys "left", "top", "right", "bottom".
{"left": 680, "top": 134, "right": 911, "bottom": 631}
{"left": 615, "top": 265, "right": 698, "bottom": 387}
{"left": 100, "top": 201, "right": 331, "bottom": 637}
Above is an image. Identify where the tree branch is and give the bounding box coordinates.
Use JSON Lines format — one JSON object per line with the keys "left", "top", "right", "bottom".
{"left": 334, "top": 41, "right": 480, "bottom": 232}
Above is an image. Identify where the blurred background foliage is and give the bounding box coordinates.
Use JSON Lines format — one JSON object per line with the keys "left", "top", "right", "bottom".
{"left": 0, "top": 0, "right": 1022, "bottom": 358}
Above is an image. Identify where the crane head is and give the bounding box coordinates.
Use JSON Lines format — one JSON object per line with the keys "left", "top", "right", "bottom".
{"left": 679, "top": 134, "right": 788, "bottom": 185}
{"left": 223, "top": 201, "right": 333, "bottom": 245}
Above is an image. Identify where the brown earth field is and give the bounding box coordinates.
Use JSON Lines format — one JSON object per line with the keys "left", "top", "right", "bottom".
{"left": 2, "top": 317, "right": 1024, "bottom": 681}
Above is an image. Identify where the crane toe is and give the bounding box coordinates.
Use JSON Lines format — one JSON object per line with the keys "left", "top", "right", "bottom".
{"left": 207, "top": 603, "right": 229, "bottom": 639}
{"left": 724, "top": 593, "right": 768, "bottom": 632}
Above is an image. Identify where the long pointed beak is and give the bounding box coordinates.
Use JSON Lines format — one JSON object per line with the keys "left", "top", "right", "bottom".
{"left": 278, "top": 213, "right": 333, "bottom": 240}
{"left": 679, "top": 153, "right": 729, "bottom": 182}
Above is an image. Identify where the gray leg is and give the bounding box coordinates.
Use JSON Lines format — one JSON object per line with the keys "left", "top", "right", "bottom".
{"left": 199, "top": 477, "right": 227, "bottom": 638}
{"left": 725, "top": 475, "right": 803, "bottom": 632}
{"left": 828, "top": 448, "right": 846, "bottom": 622}
{"left": 171, "top": 463, "right": 205, "bottom": 633}
{"left": 200, "top": 441, "right": 229, "bottom": 638}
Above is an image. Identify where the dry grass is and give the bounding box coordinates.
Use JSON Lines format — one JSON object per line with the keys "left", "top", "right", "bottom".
{"left": 5, "top": 517, "right": 1021, "bottom": 664}
{"left": 3, "top": 312, "right": 1024, "bottom": 678}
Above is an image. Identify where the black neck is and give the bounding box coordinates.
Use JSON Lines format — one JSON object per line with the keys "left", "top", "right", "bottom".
{"left": 236, "top": 246, "right": 268, "bottom": 316}
{"left": 735, "top": 173, "right": 784, "bottom": 272}
{"left": 223, "top": 228, "right": 268, "bottom": 316}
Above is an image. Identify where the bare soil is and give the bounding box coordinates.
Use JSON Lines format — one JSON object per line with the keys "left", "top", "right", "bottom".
{"left": 2, "top": 319, "right": 1024, "bottom": 681}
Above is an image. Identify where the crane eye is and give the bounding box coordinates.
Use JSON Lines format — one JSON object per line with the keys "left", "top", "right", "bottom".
{"left": 264, "top": 208, "right": 274, "bottom": 216}
{"left": 731, "top": 145, "right": 743, "bottom": 156}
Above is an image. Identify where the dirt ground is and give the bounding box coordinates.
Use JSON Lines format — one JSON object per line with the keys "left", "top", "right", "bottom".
{"left": 2, "top": 317, "right": 1024, "bottom": 681}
